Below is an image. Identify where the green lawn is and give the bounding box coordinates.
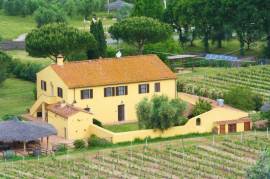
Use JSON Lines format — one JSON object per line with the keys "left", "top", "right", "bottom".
{"left": 0, "top": 78, "right": 35, "bottom": 119}
{"left": 104, "top": 122, "right": 139, "bottom": 133}
{"left": 6, "top": 50, "right": 51, "bottom": 66}
{"left": 0, "top": 10, "right": 35, "bottom": 40}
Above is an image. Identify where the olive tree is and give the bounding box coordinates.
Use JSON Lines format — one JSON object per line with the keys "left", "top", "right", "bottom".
{"left": 136, "top": 95, "right": 187, "bottom": 131}
{"left": 109, "top": 16, "right": 172, "bottom": 54}
{"left": 25, "top": 23, "right": 96, "bottom": 62}
{"left": 34, "top": 6, "right": 67, "bottom": 27}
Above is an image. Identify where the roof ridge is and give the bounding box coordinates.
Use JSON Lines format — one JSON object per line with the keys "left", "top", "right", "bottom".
{"left": 50, "top": 54, "right": 158, "bottom": 66}
{"left": 50, "top": 54, "right": 176, "bottom": 88}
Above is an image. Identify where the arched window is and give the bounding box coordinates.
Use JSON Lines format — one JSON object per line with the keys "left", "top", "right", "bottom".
{"left": 196, "top": 118, "right": 201, "bottom": 126}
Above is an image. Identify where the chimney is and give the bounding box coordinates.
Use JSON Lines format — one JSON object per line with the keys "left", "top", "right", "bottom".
{"left": 60, "top": 100, "right": 66, "bottom": 108}
{"left": 56, "top": 54, "right": 64, "bottom": 66}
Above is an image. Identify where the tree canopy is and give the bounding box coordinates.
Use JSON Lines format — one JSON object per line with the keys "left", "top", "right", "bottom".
{"left": 109, "top": 16, "right": 172, "bottom": 54}
{"left": 132, "top": 0, "right": 164, "bottom": 20}
{"left": 164, "top": 0, "right": 270, "bottom": 57}
{"left": 25, "top": 23, "right": 96, "bottom": 61}
{"left": 88, "top": 18, "right": 107, "bottom": 59}
{"left": 34, "top": 5, "right": 67, "bottom": 27}
{"left": 136, "top": 95, "right": 187, "bottom": 131}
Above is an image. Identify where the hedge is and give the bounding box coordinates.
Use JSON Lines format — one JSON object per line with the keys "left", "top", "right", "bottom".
{"left": 9, "top": 59, "right": 44, "bottom": 82}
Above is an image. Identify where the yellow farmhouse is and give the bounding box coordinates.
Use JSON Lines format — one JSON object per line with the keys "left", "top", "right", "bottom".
{"left": 27, "top": 54, "right": 251, "bottom": 141}
{"left": 29, "top": 55, "right": 177, "bottom": 139}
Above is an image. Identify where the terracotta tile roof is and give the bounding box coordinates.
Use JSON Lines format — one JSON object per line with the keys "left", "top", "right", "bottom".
{"left": 214, "top": 117, "right": 252, "bottom": 125}
{"left": 51, "top": 55, "right": 176, "bottom": 88}
{"left": 47, "top": 103, "right": 91, "bottom": 118}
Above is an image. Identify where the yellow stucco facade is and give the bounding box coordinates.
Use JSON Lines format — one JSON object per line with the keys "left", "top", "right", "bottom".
{"left": 34, "top": 66, "right": 177, "bottom": 125}
{"left": 47, "top": 111, "right": 93, "bottom": 140}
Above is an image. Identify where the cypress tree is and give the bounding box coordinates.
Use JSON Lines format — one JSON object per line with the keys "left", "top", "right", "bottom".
{"left": 88, "top": 18, "right": 107, "bottom": 59}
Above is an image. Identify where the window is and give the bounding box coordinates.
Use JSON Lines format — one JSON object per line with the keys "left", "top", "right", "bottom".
{"left": 155, "top": 82, "right": 160, "bottom": 92}
{"left": 41, "top": 80, "right": 47, "bottom": 91}
{"left": 116, "top": 86, "right": 128, "bottom": 96}
{"left": 139, "top": 84, "right": 149, "bottom": 94}
{"left": 81, "top": 89, "right": 93, "bottom": 99}
{"left": 57, "top": 87, "right": 63, "bottom": 98}
{"left": 196, "top": 118, "right": 201, "bottom": 126}
{"left": 104, "top": 87, "right": 115, "bottom": 97}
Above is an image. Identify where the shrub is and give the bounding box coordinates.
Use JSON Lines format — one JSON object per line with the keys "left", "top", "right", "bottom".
{"left": 0, "top": 51, "right": 12, "bottom": 85}
{"left": 253, "top": 95, "right": 263, "bottom": 111}
{"left": 192, "top": 98, "right": 212, "bottom": 117}
{"left": 1, "top": 114, "right": 17, "bottom": 121}
{"left": 3, "top": 150, "right": 16, "bottom": 160}
{"left": 87, "top": 135, "right": 112, "bottom": 147}
{"left": 10, "top": 59, "right": 43, "bottom": 82}
{"left": 246, "top": 149, "right": 270, "bottom": 178}
{"left": 260, "top": 103, "right": 270, "bottom": 126}
{"left": 93, "top": 118, "right": 102, "bottom": 127}
{"left": 136, "top": 95, "right": 187, "bottom": 130}
{"left": 53, "top": 144, "right": 67, "bottom": 153}
{"left": 73, "top": 139, "right": 86, "bottom": 149}
{"left": 224, "top": 87, "right": 256, "bottom": 111}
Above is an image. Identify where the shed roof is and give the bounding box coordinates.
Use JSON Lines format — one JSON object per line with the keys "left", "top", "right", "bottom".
{"left": 47, "top": 103, "right": 92, "bottom": 118}
{"left": 0, "top": 117, "right": 57, "bottom": 142}
{"left": 51, "top": 55, "right": 176, "bottom": 88}
{"left": 214, "top": 117, "right": 252, "bottom": 125}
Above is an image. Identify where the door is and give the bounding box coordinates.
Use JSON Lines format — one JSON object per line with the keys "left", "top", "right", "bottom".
{"left": 220, "top": 124, "right": 226, "bottom": 134}
{"left": 244, "top": 122, "right": 251, "bottom": 131}
{"left": 228, "top": 123, "right": 237, "bottom": 133}
{"left": 118, "top": 105, "right": 125, "bottom": 122}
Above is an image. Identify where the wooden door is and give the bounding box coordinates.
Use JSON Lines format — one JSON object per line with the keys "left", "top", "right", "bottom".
{"left": 228, "top": 123, "right": 237, "bottom": 133}
{"left": 118, "top": 105, "right": 125, "bottom": 122}
{"left": 244, "top": 122, "right": 251, "bottom": 131}
{"left": 220, "top": 124, "right": 226, "bottom": 134}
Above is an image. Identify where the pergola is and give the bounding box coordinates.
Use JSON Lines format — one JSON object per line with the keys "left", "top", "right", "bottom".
{"left": 0, "top": 117, "right": 57, "bottom": 152}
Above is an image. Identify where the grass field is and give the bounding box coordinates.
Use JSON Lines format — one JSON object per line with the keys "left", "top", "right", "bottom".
{"left": 6, "top": 50, "right": 51, "bottom": 66}
{"left": 104, "top": 122, "right": 139, "bottom": 132}
{"left": 0, "top": 11, "right": 35, "bottom": 40}
{"left": 0, "top": 131, "right": 268, "bottom": 178}
{"left": 0, "top": 11, "right": 116, "bottom": 40}
{"left": 0, "top": 78, "right": 35, "bottom": 119}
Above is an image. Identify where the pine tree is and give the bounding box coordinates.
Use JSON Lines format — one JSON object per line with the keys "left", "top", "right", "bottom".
{"left": 88, "top": 18, "right": 107, "bottom": 59}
